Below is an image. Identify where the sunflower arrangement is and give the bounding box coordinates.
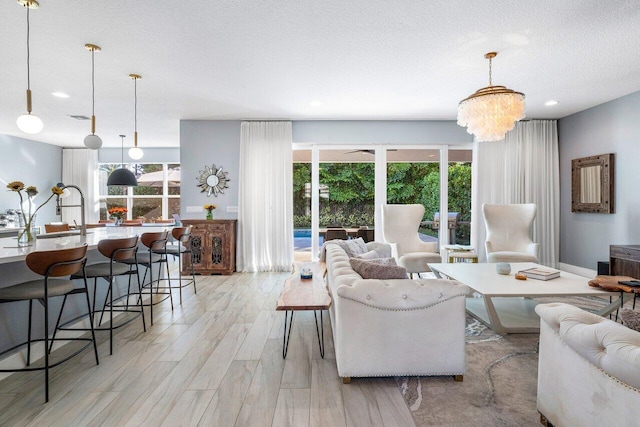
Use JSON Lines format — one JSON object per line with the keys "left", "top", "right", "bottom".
{"left": 6, "top": 181, "right": 64, "bottom": 244}
{"left": 108, "top": 206, "right": 128, "bottom": 220}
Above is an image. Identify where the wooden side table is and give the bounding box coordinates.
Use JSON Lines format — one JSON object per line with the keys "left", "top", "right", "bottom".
{"left": 276, "top": 262, "right": 330, "bottom": 358}
{"left": 442, "top": 245, "right": 476, "bottom": 263}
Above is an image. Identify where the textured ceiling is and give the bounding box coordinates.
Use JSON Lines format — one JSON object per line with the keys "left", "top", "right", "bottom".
{"left": 1, "top": 0, "right": 639, "bottom": 148}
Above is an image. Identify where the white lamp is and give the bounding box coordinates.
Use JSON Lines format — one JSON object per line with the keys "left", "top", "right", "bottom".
{"left": 83, "top": 44, "right": 102, "bottom": 150}
{"left": 127, "top": 74, "right": 144, "bottom": 160}
{"left": 16, "top": 0, "right": 43, "bottom": 135}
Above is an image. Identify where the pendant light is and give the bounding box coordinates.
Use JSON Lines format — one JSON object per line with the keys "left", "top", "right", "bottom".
{"left": 457, "top": 52, "right": 525, "bottom": 142}
{"left": 83, "top": 43, "right": 103, "bottom": 149}
{"left": 16, "top": 0, "right": 43, "bottom": 135}
{"left": 107, "top": 135, "right": 138, "bottom": 186}
{"left": 128, "top": 74, "right": 144, "bottom": 160}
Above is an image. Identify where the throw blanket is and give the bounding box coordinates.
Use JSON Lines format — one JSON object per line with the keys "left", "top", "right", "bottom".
{"left": 588, "top": 275, "right": 640, "bottom": 293}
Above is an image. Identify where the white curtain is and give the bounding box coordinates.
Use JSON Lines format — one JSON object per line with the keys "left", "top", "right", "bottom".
{"left": 471, "top": 120, "right": 559, "bottom": 266}
{"left": 62, "top": 149, "right": 99, "bottom": 225}
{"left": 237, "top": 121, "right": 293, "bottom": 272}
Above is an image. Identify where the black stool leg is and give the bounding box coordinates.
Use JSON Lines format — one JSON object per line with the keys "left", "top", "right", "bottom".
{"left": 49, "top": 294, "right": 68, "bottom": 354}
{"left": 27, "top": 299, "right": 33, "bottom": 366}
{"left": 81, "top": 273, "right": 100, "bottom": 365}
{"left": 44, "top": 295, "right": 49, "bottom": 403}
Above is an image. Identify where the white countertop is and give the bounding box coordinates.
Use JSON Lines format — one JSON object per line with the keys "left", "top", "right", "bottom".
{"left": 0, "top": 226, "right": 171, "bottom": 264}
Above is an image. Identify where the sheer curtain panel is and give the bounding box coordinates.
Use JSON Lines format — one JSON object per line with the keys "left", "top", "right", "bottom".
{"left": 471, "top": 120, "right": 559, "bottom": 266}
{"left": 62, "top": 148, "right": 99, "bottom": 225}
{"left": 238, "top": 121, "right": 293, "bottom": 272}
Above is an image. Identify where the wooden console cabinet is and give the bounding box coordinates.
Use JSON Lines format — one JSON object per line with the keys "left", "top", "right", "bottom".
{"left": 182, "top": 219, "right": 237, "bottom": 275}
{"left": 610, "top": 245, "right": 640, "bottom": 278}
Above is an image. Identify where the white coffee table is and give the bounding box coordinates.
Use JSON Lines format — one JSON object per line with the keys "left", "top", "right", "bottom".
{"left": 428, "top": 262, "right": 623, "bottom": 335}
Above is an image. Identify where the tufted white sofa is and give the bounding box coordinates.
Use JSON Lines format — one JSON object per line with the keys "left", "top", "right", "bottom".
{"left": 536, "top": 303, "right": 640, "bottom": 427}
{"left": 324, "top": 242, "right": 471, "bottom": 382}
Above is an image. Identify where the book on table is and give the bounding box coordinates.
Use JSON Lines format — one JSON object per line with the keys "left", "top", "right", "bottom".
{"left": 518, "top": 267, "right": 561, "bottom": 281}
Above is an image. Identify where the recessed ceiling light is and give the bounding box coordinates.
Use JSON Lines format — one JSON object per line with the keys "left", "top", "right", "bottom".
{"left": 52, "top": 92, "right": 70, "bottom": 98}
{"left": 545, "top": 100, "right": 559, "bottom": 106}
{"left": 309, "top": 100, "right": 323, "bottom": 107}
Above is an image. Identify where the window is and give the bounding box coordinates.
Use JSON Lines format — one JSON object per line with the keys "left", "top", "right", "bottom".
{"left": 98, "top": 163, "right": 180, "bottom": 221}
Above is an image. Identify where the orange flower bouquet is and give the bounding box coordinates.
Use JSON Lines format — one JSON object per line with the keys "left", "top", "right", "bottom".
{"left": 108, "top": 206, "right": 128, "bottom": 221}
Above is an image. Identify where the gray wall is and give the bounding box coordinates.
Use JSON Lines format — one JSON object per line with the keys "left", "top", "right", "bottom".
{"left": 179, "top": 120, "right": 472, "bottom": 220}
{"left": 0, "top": 134, "right": 62, "bottom": 225}
{"left": 559, "top": 90, "right": 640, "bottom": 269}
{"left": 180, "top": 121, "right": 241, "bottom": 219}
{"left": 293, "top": 120, "right": 472, "bottom": 145}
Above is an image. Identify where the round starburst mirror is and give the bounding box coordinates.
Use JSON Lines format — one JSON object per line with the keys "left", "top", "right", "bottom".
{"left": 197, "top": 164, "right": 230, "bottom": 197}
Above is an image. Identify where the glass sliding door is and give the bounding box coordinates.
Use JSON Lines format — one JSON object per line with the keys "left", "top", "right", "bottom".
{"left": 293, "top": 144, "right": 470, "bottom": 261}
{"left": 448, "top": 149, "right": 472, "bottom": 245}
{"left": 293, "top": 149, "right": 312, "bottom": 261}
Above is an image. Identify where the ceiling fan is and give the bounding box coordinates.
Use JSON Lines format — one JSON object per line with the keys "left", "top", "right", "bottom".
{"left": 344, "top": 149, "right": 397, "bottom": 155}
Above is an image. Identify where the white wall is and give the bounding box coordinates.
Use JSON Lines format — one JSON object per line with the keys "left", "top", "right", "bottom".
{"left": 558, "top": 90, "right": 640, "bottom": 269}
{"left": 0, "top": 134, "right": 62, "bottom": 225}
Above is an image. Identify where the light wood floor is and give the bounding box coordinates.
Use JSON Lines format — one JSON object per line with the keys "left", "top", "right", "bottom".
{"left": 0, "top": 271, "right": 416, "bottom": 426}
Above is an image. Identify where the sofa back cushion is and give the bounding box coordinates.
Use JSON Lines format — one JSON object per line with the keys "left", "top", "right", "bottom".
{"left": 349, "top": 257, "right": 408, "bottom": 279}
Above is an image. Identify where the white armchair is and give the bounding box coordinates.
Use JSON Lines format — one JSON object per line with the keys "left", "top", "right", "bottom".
{"left": 382, "top": 204, "right": 442, "bottom": 278}
{"left": 482, "top": 203, "right": 539, "bottom": 263}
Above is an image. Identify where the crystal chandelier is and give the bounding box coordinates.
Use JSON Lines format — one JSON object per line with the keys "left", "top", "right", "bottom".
{"left": 457, "top": 52, "right": 525, "bottom": 142}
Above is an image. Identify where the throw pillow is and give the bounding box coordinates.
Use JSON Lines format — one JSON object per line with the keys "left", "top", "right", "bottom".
{"left": 620, "top": 308, "right": 640, "bottom": 333}
{"left": 331, "top": 237, "right": 368, "bottom": 257}
{"left": 349, "top": 257, "right": 408, "bottom": 280}
{"left": 355, "top": 250, "right": 380, "bottom": 260}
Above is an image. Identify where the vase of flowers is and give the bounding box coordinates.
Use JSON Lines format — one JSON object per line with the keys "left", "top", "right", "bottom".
{"left": 7, "top": 181, "right": 63, "bottom": 246}
{"left": 204, "top": 204, "right": 216, "bottom": 220}
{"left": 108, "top": 206, "right": 128, "bottom": 226}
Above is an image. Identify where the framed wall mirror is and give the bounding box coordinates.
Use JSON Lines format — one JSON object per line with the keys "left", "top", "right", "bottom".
{"left": 571, "top": 153, "right": 614, "bottom": 213}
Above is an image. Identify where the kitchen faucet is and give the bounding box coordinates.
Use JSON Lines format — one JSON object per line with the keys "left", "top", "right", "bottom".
{"left": 56, "top": 182, "right": 86, "bottom": 236}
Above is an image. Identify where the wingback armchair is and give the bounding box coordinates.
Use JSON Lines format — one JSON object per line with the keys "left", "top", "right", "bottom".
{"left": 482, "top": 203, "right": 539, "bottom": 263}
{"left": 382, "top": 204, "right": 441, "bottom": 278}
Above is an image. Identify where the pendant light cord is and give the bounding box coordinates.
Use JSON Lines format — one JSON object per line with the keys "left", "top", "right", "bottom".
{"left": 488, "top": 56, "right": 492, "bottom": 86}
{"left": 134, "top": 78, "right": 138, "bottom": 133}
{"left": 120, "top": 135, "right": 125, "bottom": 167}
{"left": 26, "top": 5, "right": 31, "bottom": 91}
{"left": 91, "top": 49, "right": 95, "bottom": 116}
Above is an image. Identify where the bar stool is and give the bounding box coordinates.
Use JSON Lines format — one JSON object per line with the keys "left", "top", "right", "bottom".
{"left": 155, "top": 226, "right": 197, "bottom": 304}
{"left": 56, "top": 236, "right": 145, "bottom": 355}
{"left": 121, "top": 231, "right": 172, "bottom": 325}
{"left": 44, "top": 223, "right": 70, "bottom": 233}
{"left": 0, "top": 244, "right": 98, "bottom": 402}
